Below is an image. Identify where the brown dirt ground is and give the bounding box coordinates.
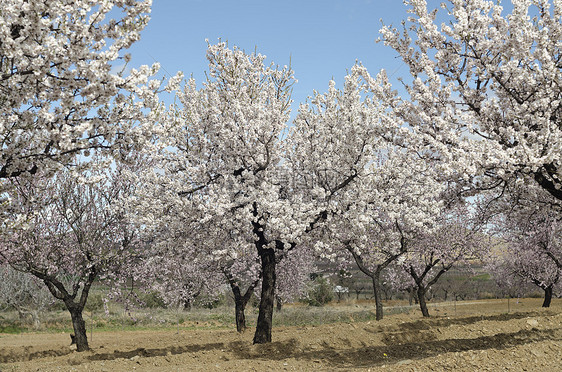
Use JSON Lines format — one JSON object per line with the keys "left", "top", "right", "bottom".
{"left": 1, "top": 298, "right": 561, "bottom": 371}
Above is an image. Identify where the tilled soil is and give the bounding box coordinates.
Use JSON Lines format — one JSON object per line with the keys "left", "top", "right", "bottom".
{"left": 1, "top": 298, "right": 561, "bottom": 371}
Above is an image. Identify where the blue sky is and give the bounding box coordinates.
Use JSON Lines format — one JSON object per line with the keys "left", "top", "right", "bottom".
{"left": 126, "top": 0, "right": 429, "bottom": 113}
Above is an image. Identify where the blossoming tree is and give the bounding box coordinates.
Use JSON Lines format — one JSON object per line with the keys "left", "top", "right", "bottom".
{"left": 487, "top": 184, "right": 562, "bottom": 307}
{"left": 387, "top": 202, "right": 489, "bottom": 317}
{"left": 134, "top": 42, "right": 301, "bottom": 343}
{"left": 0, "top": 164, "right": 140, "bottom": 351}
{"left": 0, "top": 265, "right": 52, "bottom": 329}
{"left": 136, "top": 42, "right": 417, "bottom": 343}
{"left": 379, "top": 0, "right": 562, "bottom": 202}
{"left": 0, "top": 0, "right": 159, "bottom": 216}
{"left": 287, "top": 63, "right": 447, "bottom": 320}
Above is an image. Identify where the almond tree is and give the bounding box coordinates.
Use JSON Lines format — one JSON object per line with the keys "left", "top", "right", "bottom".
{"left": 142, "top": 228, "right": 226, "bottom": 311}
{"left": 490, "top": 243, "right": 561, "bottom": 307}
{"left": 387, "top": 203, "right": 489, "bottom": 317}
{"left": 0, "top": 0, "right": 160, "bottom": 224}
{"left": 135, "top": 44, "right": 408, "bottom": 343}
{"left": 0, "top": 165, "right": 140, "bottom": 351}
{"left": 329, "top": 221, "right": 409, "bottom": 321}
{"left": 144, "top": 223, "right": 261, "bottom": 332}
{"left": 133, "top": 42, "right": 302, "bottom": 343}
{"left": 274, "top": 246, "right": 317, "bottom": 311}
{"left": 379, "top": 0, "right": 562, "bottom": 203}
{"left": 288, "top": 64, "right": 446, "bottom": 321}
{"left": 222, "top": 254, "right": 261, "bottom": 332}
{"left": 313, "top": 151, "right": 443, "bottom": 320}
{"left": 487, "top": 184, "right": 562, "bottom": 307}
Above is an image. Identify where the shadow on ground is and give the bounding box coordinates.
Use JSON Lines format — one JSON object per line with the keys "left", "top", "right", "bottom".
{"left": 377, "top": 311, "right": 553, "bottom": 332}
{"left": 0, "top": 346, "right": 72, "bottom": 363}
{"left": 1, "top": 310, "right": 560, "bottom": 369}
{"left": 86, "top": 342, "right": 226, "bottom": 361}
{"left": 228, "top": 325, "right": 561, "bottom": 369}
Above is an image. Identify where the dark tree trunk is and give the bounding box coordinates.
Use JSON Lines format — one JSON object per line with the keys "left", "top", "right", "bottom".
{"left": 40, "top": 274, "right": 95, "bottom": 352}
{"left": 183, "top": 299, "right": 192, "bottom": 311}
{"left": 234, "top": 297, "right": 247, "bottom": 332}
{"left": 276, "top": 297, "right": 283, "bottom": 312}
{"left": 345, "top": 231, "right": 408, "bottom": 322}
{"left": 372, "top": 276, "right": 384, "bottom": 321}
{"left": 224, "top": 266, "right": 260, "bottom": 333}
{"left": 67, "top": 304, "right": 89, "bottom": 351}
{"left": 417, "top": 287, "right": 430, "bottom": 317}
{"left": 38, "top": 269, "right": 97, "bottom": 353}
{"left": 542, "top": 286, "right": 553, "bottom": 308}
{"left": 253, "top": 247, "right": 276, "bottom": 344}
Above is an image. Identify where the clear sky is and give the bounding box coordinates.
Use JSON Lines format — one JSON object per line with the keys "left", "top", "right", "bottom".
{"left": 126, "top": 0, "right": 430, "bottom": 113}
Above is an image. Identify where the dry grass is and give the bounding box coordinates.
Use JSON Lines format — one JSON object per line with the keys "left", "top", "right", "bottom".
{"left": 1, "top": 296, "right": 559, "bottom": 336}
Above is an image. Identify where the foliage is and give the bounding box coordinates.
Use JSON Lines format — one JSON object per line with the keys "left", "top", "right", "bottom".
{"left": 138, "top": 290, "right": 168, "bottom": 309}
{"left": 305, "top": 276, "right": 334, "bottom": 307}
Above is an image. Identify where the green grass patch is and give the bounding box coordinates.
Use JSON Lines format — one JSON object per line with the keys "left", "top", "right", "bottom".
{"left": 0, "top": 324, "right": 26, "bottom": 334}
{"left": 472, "top": 273, "right": 491, "bottom": 281}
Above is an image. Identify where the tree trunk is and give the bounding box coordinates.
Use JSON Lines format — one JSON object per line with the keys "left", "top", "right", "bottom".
{"left": 68, "top": 305, "right": 89, "bottom": 351}
{"left": 542, "top": 286, "right": 553, "bottom": 308}
{"left": 417, "top": 287, "right": 430, "bottom": 317}
{"left": 234, "top": 297, "right": 247, "bottom": 332}
{"left": 276, "top": 297, "right": 283, "bottom": 312}
{"left": 372, "top": 276, "right": 384, "bottom": 321}
{"left": 224, "top": 266, "right": 260, "bottom": 334}
{"left": 183, "top": 299, "right": 192, "bottom": 311}
{"left": 253, "top": 247, "right": 276, "bottom": 344}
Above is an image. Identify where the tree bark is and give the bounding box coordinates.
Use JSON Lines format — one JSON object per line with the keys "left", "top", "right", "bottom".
{"left": 223, "top": 267, "right": 260, "bottom": 333}
{"left": 372, "top": 276, "right": 384, "bottom": 321}
{"left": 542, "top": 286, "right": 553, "bottom": 308}
{"left": 67, "top": 304, "right": 89, "bottom": 351}
{"left": 234, "top": 297, "right": 247, "bottom": 332}
{"left": 38, "top": 269, "right": 96, "bottom": 352}
{"left": 253, "top": 247, "right": 276, "bottom": 344}
{"left": 276, "top": 297, "right": 283, "bottom": 312}
{"left": 417, "top": 287, "right": 430, "bottom": 317}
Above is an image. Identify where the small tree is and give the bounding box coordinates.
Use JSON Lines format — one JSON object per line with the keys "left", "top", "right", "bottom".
{"left": 274, "top": 246, "right": 316, "bottom": 310}
{"left": 0, "top": 165, "right": 139, "bottom": 351}
{"left": 306, "top": 276, "right": 334, "bottom": 307}
{"left": 388, "top": 203, "right": 489, "bottom": 317}
{"left": 487, "top": 186, "right": 562, "bottom": 307}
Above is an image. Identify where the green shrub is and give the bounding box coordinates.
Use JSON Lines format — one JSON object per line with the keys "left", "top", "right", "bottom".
{"left": 306, "top": 276, "right": 334, "bottom": 307}
{"left": 197, "top": 293, "right": 226, "bottom": 309}
{"left": 140, "top": 290, "right": 167, "bottom": 308}
{"left": 85, "top": 291, "right": 104, "bottom": 312}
